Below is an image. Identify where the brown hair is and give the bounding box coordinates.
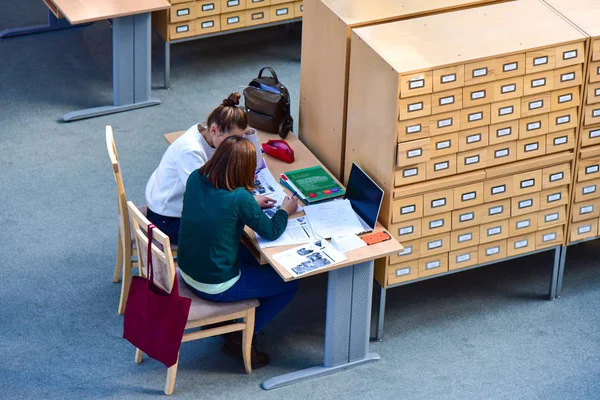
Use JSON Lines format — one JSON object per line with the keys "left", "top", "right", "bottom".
{"left": 207, "top": 92, "right": 248, "bottom": 133}
{"left": 198, "top": 136, "right": 256, "bottom": 191}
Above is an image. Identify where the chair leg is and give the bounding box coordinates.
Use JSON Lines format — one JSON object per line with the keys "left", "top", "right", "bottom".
{"left": 117, "top": 247, "right": 133, "bottom": 315}
{"left": 242, "top": 308, "right": 256, "bottom": 374}
{"left": 113, "top": 230, "right": 123, "bottom": 283}
{"left": 165, "top": 354, "right": 179, "bottom": 395}
{"left": 135, "top": 348, "right": 144, "bottom": 364}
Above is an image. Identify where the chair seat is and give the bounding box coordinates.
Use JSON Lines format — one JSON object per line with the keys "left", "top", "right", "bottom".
{"left": 177, "top": 273, "right": 259, "bottom": 322}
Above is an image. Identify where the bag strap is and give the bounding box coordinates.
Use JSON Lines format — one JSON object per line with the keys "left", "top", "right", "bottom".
{"left": 257, "top": 67, "right": 279, "bottom": 84}
{"left": 146, "top": 223, "right": 156, "bottom": 286}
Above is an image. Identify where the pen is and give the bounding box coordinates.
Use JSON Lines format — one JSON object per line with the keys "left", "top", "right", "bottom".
{"left": 292, "top": 191, "right": 298, "bottom": 198}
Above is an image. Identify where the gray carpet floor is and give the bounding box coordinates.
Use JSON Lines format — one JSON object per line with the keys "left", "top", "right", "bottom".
{"left": 1, "top": 1, "right": 599, "bottom": 399}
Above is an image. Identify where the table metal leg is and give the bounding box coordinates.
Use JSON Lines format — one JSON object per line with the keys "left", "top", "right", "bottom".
{"left": 548, "top": 245, "right": 561, "bottom": 300}
{"left": 375, "top": 282, "right": 386, "bottom": 342}
{"left": 63, "top": 13, "right": 160, "bottom": 121}
{"left": 555, "top": 245, "right": 567, "bottom": 299}
{"left": 262, "top": 261, "right": 379, "bottom": 390}
{"left": 164, "top": 40, "right": 171, "bottom": 89}
{"left": 0, "top": 10, "right": 79, "bottom": 38}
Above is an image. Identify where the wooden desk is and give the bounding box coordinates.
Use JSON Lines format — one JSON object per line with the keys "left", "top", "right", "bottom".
{"left": 1, "top": 0, "right": 170, "bottom": 122}
{"left": 164, "top": 129, "right": 402, "bottom": 390}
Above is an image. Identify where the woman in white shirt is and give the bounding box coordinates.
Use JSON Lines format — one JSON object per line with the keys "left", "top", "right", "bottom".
{"left": 145, "top": 92, "right": 271, "bottom": 244}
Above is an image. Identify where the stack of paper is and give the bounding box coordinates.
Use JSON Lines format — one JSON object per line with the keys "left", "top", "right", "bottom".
{"left": 255, "top": 216, "right": 316, "bottom": 248}
{"left": 303, "top": 199, "right": 365, "bottom": 239}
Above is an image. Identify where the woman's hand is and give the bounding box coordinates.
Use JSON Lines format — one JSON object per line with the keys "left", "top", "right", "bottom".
{"left": 254, "top": 195, "right": 276, "bottom": 209}
{"left": 281, "top": 196, "right": 299, "bottom": 215}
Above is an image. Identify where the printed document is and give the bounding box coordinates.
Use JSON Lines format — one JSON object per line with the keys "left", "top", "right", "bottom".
{"left": 256, "top": 216, "right": 315, "bottom": 248}
{"left": 273, "top": 240, "right": 347, "bottom": 277}
{"left": 262, "top": 191, "right": 303, "bottom": 218}
{"left": 303, "top": 199, "right": 365, "bottom": 239}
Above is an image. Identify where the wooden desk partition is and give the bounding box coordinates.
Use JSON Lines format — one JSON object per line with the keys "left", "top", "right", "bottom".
{"left": 46, "top": 0, "right": 170, "bottom": 25}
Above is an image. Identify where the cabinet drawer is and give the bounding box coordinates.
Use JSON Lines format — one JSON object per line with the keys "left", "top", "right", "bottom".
{"left": 478, "top": 239, "right": 507, "bottom": 263}
{"left": 543, "top": 164, "right": 571, "bottom": 190}
{"left": 426, "top": 155, "right": 456, "bottom": 180}
{"left": 221, "top": 0, "right": 245, "bottom": 12}
{"left": 587, "top": 82, "right": 600, "bottom": 105}
{"left": 593, "top": 39, "right": 600, "bottom": 62}
{"left": 429, "top": 133, "right": 458, "bottom": 158}
{"left": 492, "top": 76, "right": 524, "bottom": 102}
{"left": 551, "top": 87, "right": 580, "bottom": 112}
{"left": 397, "top": 138, "right": 430, "bottom": 166}
{"left": 507, "top": 233, "right": 536, "bottom": 257}
{"left": 420, "top": 233, "right": 450, "bottom": 257}
{"left": 169, "top": 21, "right": 197, "bottom": 39}
{"left": 511, "top": 193, "right": 540, "bottom": 217}
{"left": 484, "top": 176, "right": 513, "bottom": 202}
{"left": 517, "top": 136, "right": 546, "bottom": 160}
{"left": 590, "top": 61, "right": 600, "bottom": 83}
{"left": 569, "top": 220, "right": 598, "bottom": 243}
{"left": 452, "top": 205, "right": 482, "bottom": 229}
{"left": 550, "top": 108, "right": 578, "bottom": 132}
{"left": 433, "top": 65, "right": 464, "bottom": 92}
{"left": 465, "top": 59, "right": 495, "bottom": 85}
{"left": 480, "top": 219, "right": 509, "bottom": 244}
{"left": 170, "top": 2, "right": 197, "bottom": 23}
{"left": 456, "top": 148, "right": 486, "bottom": 173}
{"left": 463, "top": 83, "right": 492, "bottom": 108}
{"left": 398, "top": 95, "right": 432, "bottom": 121}
{"left": 554, "top": 65, "right": 583, "bottom": 90}
{"left": 246, "top": 0, "right": 270, "bottom": 9}
{"left": 540, "top": 186, "right": 568, "bottom": 210}
{"left": 538, "top": 206, "right": 566, "bottom": 229}
{"left": 450, "top": 227, "right": 480, "bottom": 251}
{"left": 246, "top": 7, "right": 270, "bottom": 25}
{"left": 546, "top": 130, "right": 575, "bottom": 154}
{"left": 449, "top": 246, "right": 478, "bottom": 270}
{"left": 572, "top": 199, "right": 600, "bottom": 223}
{"left": 581, "top": 127, "right": 600, "bottom": 148}
{"left": 495, "top": 53, "right": 525, "bottom": 80}
{"left": 526, "top": 48, "right": 556, "bottom": 73}
{"left": 578, "top": 158, "right": 600, "bottom": 182}
{"left": 555, "top": 42, "right": 585, "bottom": 68}
{"left": 387, "top": 260, "right": 418, "bottom": 285}
{"left": 483, "top": 199, "right": 511, "bottom": 222}
{"left": 489, "top": 120, "right": 519, "bottom": 145}
{"left": 536, "top": 226, "right": 564, "bottom": 249}
{"left": 198, "top": 0, "right": 221, "bottom": 16}
{"left": 391, "top": 219, "right": 422, "bottom": 242}
{"left": 423, "top": 189, "right": 454, "bottom": 216}
{"left": 513, "top": 169, "right": 542, "bottom": 196}
{"left": 400, "top": 71, "right": 433, "bottom": 98}
{"left": 270, "top": 3, "right": 293, "bottom": 21}
{"left": 398, "top": 117, "right": 430, "bottom": 142}
{"left": 584, "top": 104, "right": 600, "bottom": 127}
{"left": 196, "top": 15, "right": 220, "bottom": 34}
{"left": 458, "top": 126, "right": 488, "bottom": 151}
{"left": 487, "top": 141, "right": 516, "bottom": 167}
{"left": 453, "top": 182, "right": 484, "bottom": 209}
{"left": 521, "top": 93, "right": 551, "bottom": 118}
{"left": 431, "top": 89, "right": 462, "bottom": 114}
{"left": 422, "top": 212, "right": 452, "bottom": 237}
{"left": 394, "top": 163, "right": 427, "bottom": 187}
{"left": 491, "top": 98, "right": 521, "bottom": 124}
{"left": 508, "top": 213, "right": 537, "bottom": 237}
{"left": 392, "top": 195, "right": 423, "bottom": 223}
{"left": 429, "top": 111, "right": 461, "bottom": 136}
{"left": 460, "top": 105, "right": 490, "bottom": 130}
{"left": 519, "top": 114, "right": 549, "bottom": 139}
{"left": 418, "top": 253, "right": 449, "bottom": 278}
{"left": 389, "top": 239, "right": 420, "bottom": 264}
{"left": 220, "top": 11, "right": 245, "bottom": 30}
{"left": 293, "top": 1, "right": 302, "bottom": 16}
{"left": 523, "top": 70, "right": 554, "bottom": 96}
{"left": 575, "top": 179, "right": 600, "bottom": 202}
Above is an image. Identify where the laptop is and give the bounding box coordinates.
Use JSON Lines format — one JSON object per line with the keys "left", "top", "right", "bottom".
{"left": 345, "top": 163, "right": 384, "bottom": 234}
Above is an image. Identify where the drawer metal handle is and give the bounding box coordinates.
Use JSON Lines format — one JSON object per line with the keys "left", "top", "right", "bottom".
{"left": 563, "top": 50, "right": 577, "bottom": 60}
{"left": 590, "top": 129, "right": 600, "bottom": 139}
{"left": 440, "top": 95, "right": 455, "bottom": 105}
{"left": 399, "top": 246, "right": 412, "bottom": 256}
{"left": 441, "top": 73, "right": 456, "bottom": 83}
{"left": 524, "top": 143, "right": 539, "bottom": 152}
{"left": 276, "top": 8, "right": 289, "bottom": 15}
{"left": 520, "top": 179, "right": 535, "bottom": 188}
{"left": 580, "top": 205, "right": 594, "bottom": 215}
{"left": 583, "top": 185, "right": 597, "bottom": 194}
{"left": 428, "top": 240, "right": 443, "bottom": 249}
{"left": 202, "top": 3, "right": 215, "bottom": 11}
{"left": 431, "top": 198, "right": 446, "bottom": 208}
{"left": 426, "top": 260, "right": 441, "bottom": 270}
{"left": 227, "top": 16, "right": 240, "bottom": 24}
{"left": 548, "top": 193, "right": 561, "bottom": 203}
{"left": 406, "top": 124, "right": 422, "bottom": 134}
{"left": 519, "top": 199, "right": 533, "bottom": 209}
{"left": 458, "top": 233, "right": 473, "bottom": 243}
{"left": 561, "top": 72, "right": 575, "bottom": 82}
{"left": 437, "top": 118, "right": 453, "bottom": 128}
{"left": 514, "top": 239, "right": 528, "bottom": 249}
{"left": 396, "top": 267, "right": 411, "bottom": 277}
{"left": 517, "top": 220, "right": 530, "bottom": 229}
{"left": 499, "top": 106, "right": 513, "bottom": 116}
{"left": 503, "top": 62, "right": 518, "bottom": 72}
{"left": 403, "top": 168, "right": 418, "bottom": 177}
{"left": 176, "top": 25, "right": 189, "bottom": 33}
{"left": 177, "top": 8, "right": 190, "bottom": 16}
{"left": 467, "top": 133, "right": 481, "bottom": 143}
{"left": 543, "top": 233, "right": 557, "bottom": 242}
{"left": 529, "top": 100, "right": 544, "bottom": 110}
{"left": 471, "top": 90, "right": 486, "bottom": 100}
{"left": 545, "top": 213, "right": 559, "bottom": 222}
{"left": 436, "top": 140, "right": 451, "bottom": 150}
{"left": 459, "top": 212, "right": 474, "bottom": 222}
{"left": 408, "top": 102, "right": 423, "bottom": 112}
{"left": 429, "top": 219, "right": 444, "bottom": 229}
{"left": 465, "top": 155, "right": 479, "bottom": 165}
{"left": 531, "top": 78, "right": 546, "bottom": 88}
{"left": 486, "top": 246, "right": 500, "bottom": 256}
{"left": 407, "top": 149, "right": 422, "bottom": 158}
{"left": 472, "top": 67, "right": 488, "bottom": 77}
{"left": 456, "top": 253, "right": 471, "bottom": 263}
{"left": 492, "top": 185, "right": 506, "bottom": 194}
{"left": 578, "top": 225, "right": 592, "bottom": 234}
{"left": 409, "top": 78, "right": 425, "bottom": 89}
{"left": 495, "top": 148, "right": 509, "bottom": 158}
{"left": 468, "top": 112, "right": 483, "bottom": 122}
{"left": 585, "top": 165, "right": 599, "bottom": 174}
{"left": 489, "top": 206, "right": 503, "bottom": 215}
{"left": 558, "top": 94, "right": 572, "bottom": 103}
{"left": 533, "top": 56, "right": 548, "bottom": 66}
{"left": 399, "top": 226, "right": 414, "bottom": 235}
{"left": 527, "top": 121, "right": 541, "bottom": 131}
{"left": 554, "top": 136, "right": 568, "bottom": 145}
{"left": 227, "top": 0, "right": 240, "bottom": 6}
{"left": 201, "top": 21, "right": 214, "bottom": 28}
{"left": 434, "top": 161, "right": 449, "bottom": 171}
{"left": 497, "top": 127, "right": 512, "bottom": 137}
{"left": 252, "top": 12, "right": 264, "bottom": 20}
{"left": 400, "top": 205, "right": 416, "bottom": 214}
{"left": 556, "top": 115, "right": 571, "bottom": 125}
{"left": 501, "top": 83, "right": 516, "bottom": 93}
{"left": 488, "top": 226, "right": 502, "bottom": 236}
{"left": 550, "top": 172, "right": 564, "bottom": 182}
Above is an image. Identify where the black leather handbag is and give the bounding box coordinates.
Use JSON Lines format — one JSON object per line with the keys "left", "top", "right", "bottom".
{"left": 243, "top": 67, "right": 293, "bottom": 138}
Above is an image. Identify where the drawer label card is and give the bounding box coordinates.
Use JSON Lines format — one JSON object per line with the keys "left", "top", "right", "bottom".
{"left": 596, "top": 88, "right": 600, "bottom": 97}
{"left": 176, "top": 25, "right": 189, "bottom": 33}
{"left": 488, "top": 226, "right": 502, "bottom": 236}
{"left": 578, "top": 225, "right": 592, "bottom": 234}
{"left": 486, "top": 246, "right": 500, "bottom": 256}
{"left": 406, "top": 124, "right": 422, "bottom": 134}
{"left": 457, "top": 254, "right": 471, "bottom": 263}
{"left": 399, "top": 246, "right": 413, "bottom": 256}
{"left": 514, "top": 239, "right": 529, "bottom": 249}
{"left": 519, "top": 199, "right": 533, "bottom": 209}
{"left": 503, "top": 62, "right": 518, "bottom": 72}
{"left": 534, "top": 56, "right": 548, "bottom": 66}
{"left": 531, "top": 78, "right": 546, "bottom": 88}
{"left": 430, "top": 219, "right": 444, "bottom": 229}
{"left": 586, "top": 165, "right": 599, "bottom": 174}
{"left": 529, "top": 100, "right": 544, "bottom": 110}
{"left": 434, "top": 161, "right": 449, "bottom": 171}
{"left": 502, "top": 84, "right": 516, "bottom": 93}
{"left": 593, "top": 109, "right": 600, "bottom": 118}
{"left": 462, "top": 192, "right": 476, "bottom": 201}
{"left": 440, "top": 96, "right": 455, "bottom": 105}
{"left": 580, "top": 205, "right": 593, "bottom": 215}
{"left": 407, "top": 149, "right": 422, "bottom": 158}
{"left": 492, "top": 185, "right": 506, "bottom": 194}
{"left": 201, "top": 21, "right": 214, "bottom": 28}
{"left": 548, "top": 193, "right": 561, "bottom": 202}
{"left": 471, "top": 90, "right": 486, "bottom": 100}
{"left": 468, "top": 112, "right": 483, "bottom": 122}
{"left": 556, "top": 115, "right": 570, "bottom": 124}
{"left": 558, "top": 94, "right": 573, "bottom": 103}
{"left": 473, "top": 67, "right": 488, "bottom": 77}
{"left": 403, "top": 168, "right": 418, "bottom": 177}
{"left": 489, "top": 206, "right": 503, "bottom": 215}
{"left": 597, "top": 66, "right": 600, "bottom": 75}
{"left": 408, "top": 102, "right": 423, "bottom": 112}
{"left": 499, "top": 106, "right": 514, "bottom": 116}
{"left": 432, "top": 198, "right": 446, "bottom": 208}
{"left": 520, "top": 179, "right": 535, "bottom": 188}
{"left": 227, "top": 0, "right": 240, "bottom": 5}
{"left": 590, "top": 129, "right": 600, "bottom": 138}
{"left": 497, "top": 127, "right": 512, "bottom": 137}
{"left": 542, "top": 233, "right": 557, "bottom": 242}
{"left": 527, "top": 121, "right": 541, "bottom": 131}
{"left": 177, "top": 8, "right": 190, "bottom": 16}
{"left": 276, "top": 8, "right": 289, "bottom": 15}
{"left": 426, "top": 260, "right": 441, "bottom": 270}
{"left": 409, "top": 78, "right": 425, "bottom": 89}
{"left": 554, "top": 136, "right": 568, "bottom": 145}
{"left": 561, "top": 72, "right": 575, "bottom": 82}
{"left": 399, "top": 226, "right": 414, "bottom": 235}
{"left": 252, "top": 0, "right": 264, "bottom": 2}
{"left": 467, "top": 134, "right": 481, "bottom": 143}
{"left": 545, "top": 213, "right": 559, "bottom": 222}
{"left": 465, "top": 156, "right": 480, "bottom": 165}
{"left": 458, "top": 233, "right": 473, "bottom": 243}
{"left": 550, "top": 172, "right": 564, "bottom": 182}
{"left": 396, "top": 267, "right": 411, "bottom": 277}
{"left": 525, "top": 143, "right": 539, "bottom": 152}
{"left": 401, "top": 205, "right": 416, "bottom": 214}
{"left": 583, "top": 184, "right": 597, "bottom": 194}
{"left": 441, "top": 74, "right": 457, "bottom": 83}
{"left": 438, "top": 118, "right": 453, "bottom": 128}
{"left": 563, "top": 50, "right": 577, "bottom": 60}
{"left": 436, "top": 140, "right": 451, "bottom": 150}
{"left": 495, "top": 149, "right": 509, "bottom": 158}
{"left": 428, "top": 240, "right": 443, "bottom": 249}
{"left": 202, "top": 3, "right": 215, "bottom": 10}
{"left": 227, "top": 16, "right": 240, "bottom": 24}
{"left": 460, "top": 212, "right": 474, "bottom": 222}
{"left": 517, "top": 220, "right": 531, "bottom": 229}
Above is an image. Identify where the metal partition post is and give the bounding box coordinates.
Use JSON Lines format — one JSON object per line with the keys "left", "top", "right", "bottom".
{"left": 556, "top": 245, "right": 568, "bottom": 298}
{"left": 549, "top": 245, "right": 561, "bottom": 300}
{"left": 375, "top": 281, "right": 387, "bottom": 342}
{"left": 164, "top": 41, "right": 171, "bottom": 89}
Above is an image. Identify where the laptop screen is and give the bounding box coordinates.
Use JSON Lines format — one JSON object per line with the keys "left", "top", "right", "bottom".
{"left": 345, "top": 163, "right": 384, "bottom": 231}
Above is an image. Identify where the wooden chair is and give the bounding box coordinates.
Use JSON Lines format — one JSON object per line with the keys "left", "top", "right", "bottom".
{"left": 127, "top": 201, "right": 258, "bottom": 395}
{"left": 106, "top": 125, "right": 176, "bottom": 315}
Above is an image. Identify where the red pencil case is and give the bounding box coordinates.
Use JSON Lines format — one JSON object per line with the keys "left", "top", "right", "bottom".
{"left": 261, "top": 139, "right": 295, "bottom": 163}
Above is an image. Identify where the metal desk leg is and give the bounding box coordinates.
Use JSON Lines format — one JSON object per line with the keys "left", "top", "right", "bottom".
{"left": 164, "top": 40, "right": 171, "bottom": 89}
{"left": 63, "top": 13, "right": 160, "bottom": 121}
{"left": 549, "top": 245, "right": 561, "bottom": 300}
{"left": 262, "top": 261, "right": 379, "bottom": 390}
{"left": 375, "top": 282, "right": 386, "bottom": 342}
{"left": 0, "top": 10, "right": 78, "bottom": 38}
{"left": 555, "top": 245, "right": 567, "bottom": 299}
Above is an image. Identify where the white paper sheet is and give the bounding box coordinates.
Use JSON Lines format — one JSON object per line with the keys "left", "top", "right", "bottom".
{"left": 331, "top": 234, "right": 367, "bottom": 253}
{"left": 262, "top": 191, "right": 304, "bottom": 218}
{"left": 272, "top": 240, "right": 347, "bottom": 277}
{"left": 256, "top": 216, "right": 315, "bottom": 248}
{"left": 303, "top": 199, "right": 365, "bottom": 239}
{"left": 252, "top": 164, "right": 280, "bottom": 196}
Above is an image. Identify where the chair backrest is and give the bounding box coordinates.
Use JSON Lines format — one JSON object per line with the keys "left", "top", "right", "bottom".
{"left": 106, "top": 125, "right": 131, "bottom": 248}
{"left": 127, "top": 201, "right": 176, "bottom": 294}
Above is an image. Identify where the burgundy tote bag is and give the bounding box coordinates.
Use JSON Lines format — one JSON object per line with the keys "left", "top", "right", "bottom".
{"left": 123, "top": 224, "right": 191, "bottom": 368}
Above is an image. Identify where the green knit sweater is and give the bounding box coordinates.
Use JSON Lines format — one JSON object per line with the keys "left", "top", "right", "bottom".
{"left": 178, "top": 172, "right": 288, "bottom": 284}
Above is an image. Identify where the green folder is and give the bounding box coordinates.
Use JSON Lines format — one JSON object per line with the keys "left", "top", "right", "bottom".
{"left": 281, "top": 166, "right": 345, "bottom": 204}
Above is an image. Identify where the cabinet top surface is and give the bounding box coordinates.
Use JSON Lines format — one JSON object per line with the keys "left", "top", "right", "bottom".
{"left": 543, "top": 0, "right": 600, "bottom": 38}
{"left": 321, "top": 0, "right": 503, "bottom": 27}
{"left": 51, "top": 0, "right": 170, "bottom": 24}
{"left": 353, "top": 0, "right": 586, "bottom": 74}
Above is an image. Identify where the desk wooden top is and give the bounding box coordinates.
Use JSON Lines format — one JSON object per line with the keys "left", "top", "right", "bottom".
{"left": 164, "top": 130, "right": 403, "bottom": 282}
{"left": 543, "top": 0, "right": 600, "bottom": 38}
{"left": 47, "top": 0, "right": 170, "bottom": 25}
